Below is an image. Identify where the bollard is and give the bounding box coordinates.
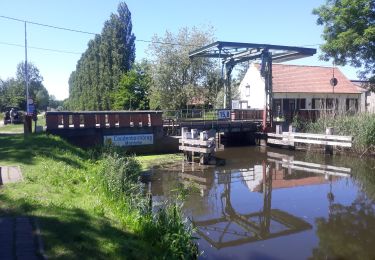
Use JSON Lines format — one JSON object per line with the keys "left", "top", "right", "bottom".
{"left": 276, "top": 125, "right": 282, "bottom": 135}
{"left": 181, "top": 127, "right": 188, "bottom": 139}
{"left": 200, "top": 131, "right": 208, "bottom": 141}
{"left": 325, "top": 127, "right": 334, "bottom": 155}
{"left": 191, "top": 129, "right": 198, "bottom": 139}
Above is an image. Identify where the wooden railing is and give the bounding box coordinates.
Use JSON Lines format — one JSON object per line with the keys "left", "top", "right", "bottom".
{"left": 267, "top": 132, "right": 353, "bottom": 148}
{"left": 231, "top": 109, "right": 264, "bottom": 121}
{"left": 46, "top": 111, "right": 163, "bottom": 130}
{"left": 162, "top": 109, "right": 264, "bottom": 123}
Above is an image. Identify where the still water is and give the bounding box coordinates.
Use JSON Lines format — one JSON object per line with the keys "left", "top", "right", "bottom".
{"left": 150, "top": 146, "right": 375, "bottom": 260}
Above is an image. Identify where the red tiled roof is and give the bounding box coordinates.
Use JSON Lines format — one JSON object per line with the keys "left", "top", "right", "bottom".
{"left": 256, "top": 64, "right": 361, "bottom": 94}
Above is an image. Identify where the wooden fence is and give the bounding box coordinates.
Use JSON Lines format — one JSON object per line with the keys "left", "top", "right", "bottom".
{"left": 268, "top": 132, "right": 353, "bottom": 147}
{"left": 46, "top": 111, "right": 163, "bottom": 130}
{"left": 267, "top": 127, "right": 353, "bottom": 153}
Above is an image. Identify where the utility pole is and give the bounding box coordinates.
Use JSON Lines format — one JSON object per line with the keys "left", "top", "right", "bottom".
{"left": 25, "top": 22, "right": 29, "bottom": 110}
{"left": 24, "top": 21, "right": 31, "bottom": 134}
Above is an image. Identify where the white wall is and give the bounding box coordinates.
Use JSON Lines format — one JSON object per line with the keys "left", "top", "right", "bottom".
{"left": 238, "top": 63, "right": 266, "bottom": 109}
{"left": 367, "top": 91, "right": 375, "bottom": 113}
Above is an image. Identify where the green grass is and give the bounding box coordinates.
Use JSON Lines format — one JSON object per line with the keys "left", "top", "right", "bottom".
{"left": 0, "top": 134, "right": 194, "bottom": 259}
{"left": 0, "top": 113, "right": 45, "bottom": 134}
{"left": 0, "top": 123, "right": 24, "bottom": 133}
{"left": 137, "top": 153, "right": 182, "bottom": 171}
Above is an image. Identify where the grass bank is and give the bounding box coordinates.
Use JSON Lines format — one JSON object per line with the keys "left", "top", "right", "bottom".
{"left": 297, "top": 113, "right": 375, "bottom": 156}
{"left": 0, "top": 134, "right": 195, "bottom": 259}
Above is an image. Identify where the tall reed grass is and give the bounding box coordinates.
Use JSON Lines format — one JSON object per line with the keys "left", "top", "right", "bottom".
{"left": 304, "top": 113, "right": 375, "bottom": 155}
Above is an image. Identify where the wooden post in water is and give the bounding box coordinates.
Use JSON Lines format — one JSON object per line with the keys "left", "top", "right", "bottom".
{"left": 325, "top": 127, "right": 334, "bottom": 155}
{"left": 276, "top": 125, "right": 282, "bottom": 135}
{"left": 288, "top": 124, "right": 296, "bottom": 150}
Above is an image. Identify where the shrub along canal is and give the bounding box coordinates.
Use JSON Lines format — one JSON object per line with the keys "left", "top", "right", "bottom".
{"left": 150, "top": 146, "right": 375, "bottom": 259}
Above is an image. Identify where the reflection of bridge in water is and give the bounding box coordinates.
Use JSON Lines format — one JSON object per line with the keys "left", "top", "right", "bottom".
{"left": 182, "top": 152, "right": 351, "bottom": 249}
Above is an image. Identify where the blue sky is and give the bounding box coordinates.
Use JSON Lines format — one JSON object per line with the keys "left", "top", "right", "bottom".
{"left": 0, "top": 0, "right": 359, "bottom": 100}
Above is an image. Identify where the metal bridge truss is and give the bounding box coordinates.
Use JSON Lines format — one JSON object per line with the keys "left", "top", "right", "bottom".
{"left": 189, "top": 41, "right": 316, "bottom": 130}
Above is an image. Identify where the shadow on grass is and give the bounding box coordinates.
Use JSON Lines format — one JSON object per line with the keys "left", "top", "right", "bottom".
{"left": 0, "top": 193, "right": 151, "bottom": 259}
{"left": 0, "top": 134, "right": 88, "bottom": 168}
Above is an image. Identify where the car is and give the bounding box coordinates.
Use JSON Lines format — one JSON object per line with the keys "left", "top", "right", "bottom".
{"left": 3, "top": 107, "right": 23, "bottom": 125}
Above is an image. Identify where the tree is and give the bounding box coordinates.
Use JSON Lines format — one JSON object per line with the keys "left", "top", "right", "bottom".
{"left": 0, "top": 62, "right": 49, "bottom": 111}
{"left": 0, "top": 78, "right": 24, "bottom": 110}
{"left": 68, "top": 2, "right": 136, "bottom": 111}
{"left": 313, "top": 0, "right": 375, "bottom": 88}
{"left": 48, "top": 95, "right": 64, "bottom": 110}
{"left": 16, "top": 62, "right": 49, "bottom": 111}
{"left": 147, "top": 26, "right": 221, "bottom": 110}
{"left": 111, "top": 61, "right": 151, "bottom": 110}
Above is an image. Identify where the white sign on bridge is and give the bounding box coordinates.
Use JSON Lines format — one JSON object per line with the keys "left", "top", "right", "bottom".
{"left": 104, "top": 134, "right": 154, "bottom": 146}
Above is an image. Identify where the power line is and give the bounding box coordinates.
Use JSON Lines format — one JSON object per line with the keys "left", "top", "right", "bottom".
{"left": 0, "top": 14, "right": 199, "bottom": 47}
{"left": 0, "top": 15, "right": 96, "bottom": 35}
{"left": 0, "top": 14, "right": 323, "bottom": 54}
{"left": 0, "top": 41, "right": 82, "bottom": 55}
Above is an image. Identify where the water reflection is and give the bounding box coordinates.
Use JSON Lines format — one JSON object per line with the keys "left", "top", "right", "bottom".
{"left": 312, "top": 194, "right": 375, "bottom": 260}
{"left": 193, "top": 160, "right": 313, "bottom": 249}
{"left": 150, "top": 147, "right": 375, "bottom": 259}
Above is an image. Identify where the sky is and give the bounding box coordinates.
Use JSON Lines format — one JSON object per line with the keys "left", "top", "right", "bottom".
{"left": 0, "top": 0, "right": 359, "bottom": 101}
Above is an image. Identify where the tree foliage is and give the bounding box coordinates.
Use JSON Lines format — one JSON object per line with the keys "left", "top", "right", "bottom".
{"left": 147, "top": 26, "right": 222, "bottom": 110}
{"left": 0, "top": 62, "right": 49, "bottom": 111}
{"left": 111, "top": 61, "right": 151, "bottom": 110}
{"left": 313, "top": 0, "right": 375, "bottom": 86}
{"left": 67, "top": 2, "right": 135, "bottom": 110}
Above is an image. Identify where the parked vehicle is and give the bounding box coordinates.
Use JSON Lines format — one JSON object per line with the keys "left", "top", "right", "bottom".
{"left": 3, "top": 107, "right": 23, "bottom": 125}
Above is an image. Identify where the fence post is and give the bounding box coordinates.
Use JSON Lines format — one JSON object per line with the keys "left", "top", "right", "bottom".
{"left": 288, "top": 124, "right": 296, "bottom": 149}
{"left": 325, "top": 127, "right": 334, "bottom": 155}
{"left": 276, "top": 125, "right": 282, "bottom": 135}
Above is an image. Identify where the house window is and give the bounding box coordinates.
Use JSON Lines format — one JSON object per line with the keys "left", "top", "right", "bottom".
{"left": 346, "top": 98, "right": 358, "bottom": 112}
{"left": 296, "top": 99, "right": 306, "bottom": 110}
{"left": 326, "top": 99, "right": 334, "bottom": 109}
{"left": 312, "top": 98, "right": 322, "bottom": 109}
{"left": 245, "top": 84, "right": 250, "bottom": 97}
{"left": 326, "top": 98, "right": 339, "bottom": 110}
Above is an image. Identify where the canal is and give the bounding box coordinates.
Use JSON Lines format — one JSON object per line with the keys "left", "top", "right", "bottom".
{"left": 150, "top": 146, "right": 375, "bottom": 260}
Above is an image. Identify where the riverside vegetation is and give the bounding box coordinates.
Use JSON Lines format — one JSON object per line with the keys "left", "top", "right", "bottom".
{"left": 294, "top": 113, "right": 375, "bottom": 156}
{"left": 0, "top": 134, "right": 197, "bottom": 259}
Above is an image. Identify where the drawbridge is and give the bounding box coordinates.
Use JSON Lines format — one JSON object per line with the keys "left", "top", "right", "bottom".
{"left": 189, "top": 41, "right": 316, "bottom": 130}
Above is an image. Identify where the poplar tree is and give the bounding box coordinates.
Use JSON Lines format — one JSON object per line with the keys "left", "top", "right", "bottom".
{"left": 68, "top": 2, "right": 135, "bottom": 110}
